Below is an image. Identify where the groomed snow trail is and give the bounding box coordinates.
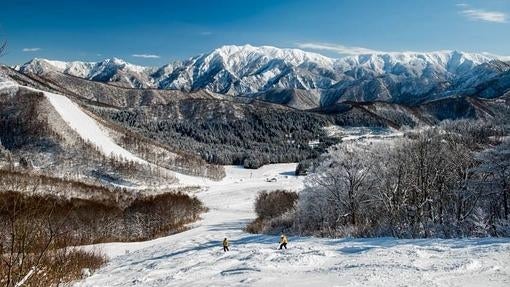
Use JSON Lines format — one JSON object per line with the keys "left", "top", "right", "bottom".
{"left": 43, "top": 91, "right": 146, "bottom": 164}
{"left": 76, "top": 164, "right": 510, "bottom": 287}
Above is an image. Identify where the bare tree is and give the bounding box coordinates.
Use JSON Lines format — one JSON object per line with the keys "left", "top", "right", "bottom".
{"left": 476, "top": 140, "right": 510, "bottom": 220}
{"left": 297, "top": 143, "right": 378, "bottom": 236}
{"left": 294, "top": 123, "right": 510, "bottom": 238}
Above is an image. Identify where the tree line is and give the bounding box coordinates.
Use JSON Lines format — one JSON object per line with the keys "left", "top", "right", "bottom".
{"left": 92, "top": 99, "right": 338, "bottom": 168}
{"left": 250, "top": 120, "right": 510, "bottom": 238}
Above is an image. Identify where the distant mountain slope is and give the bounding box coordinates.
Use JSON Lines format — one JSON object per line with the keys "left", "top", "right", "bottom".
{"left": 0, "top": 82, "right": 157, "bottom": 187}
{"left": 18, "top": 45, "right": 510, "bottom": 108}
{"left": 5, "top": 57, "right": 510, "bottom": 170}
{"left": 2, "top": 66, "right": 338, "bottom": 168}
{"left": 20, "top": 57, "right": 155, "bottom": 88}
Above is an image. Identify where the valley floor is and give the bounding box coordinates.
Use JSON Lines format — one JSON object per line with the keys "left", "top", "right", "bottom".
{"left": 76, "top": 164, "right": 510, "bottom": 287}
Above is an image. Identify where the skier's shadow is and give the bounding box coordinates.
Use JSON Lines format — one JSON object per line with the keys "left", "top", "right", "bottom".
{"left": 207, "top": 220, "right": 251, "bottom": 231}
{"left": 124, "top": 240, "right": 221, "bottom": 267}
{"left": 123, "top": 234, "right": 284, "bottom": 267}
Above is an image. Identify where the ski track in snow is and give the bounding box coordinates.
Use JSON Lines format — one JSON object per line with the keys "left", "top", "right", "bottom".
{"left": 76, "top": 164, "right": 510, "bottom": 287}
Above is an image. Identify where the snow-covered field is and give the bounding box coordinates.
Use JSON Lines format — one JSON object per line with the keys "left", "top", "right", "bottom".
{"left": 77, "top": 164, "right": 510, "bottom": 287}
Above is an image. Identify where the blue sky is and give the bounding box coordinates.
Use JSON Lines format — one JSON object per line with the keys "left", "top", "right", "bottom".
{"left": 1, "top": 0, "right": 509, "bottom": 65}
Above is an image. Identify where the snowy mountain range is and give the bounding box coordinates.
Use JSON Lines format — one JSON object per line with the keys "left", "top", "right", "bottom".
{"left": 18, "top": 44, "right": 510, "bottom": 106}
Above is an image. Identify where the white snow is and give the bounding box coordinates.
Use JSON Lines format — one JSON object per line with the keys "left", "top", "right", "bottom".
{"left": 2, "top": 79, "right": 509, "bottom": 287}
{"left": 20, "top": 58, "right": 153, "bottom": 88}
{"left": 42, "top": 90, "right": 146, "bottom": 164}
{"left": 76, "top": 164, "right": 510, "bottom": 287}
{"left": 20, "top": 46, "right": 505, "bottom": 97}
{"left": 0, "top": 79, "right": 19, "bottom": 94}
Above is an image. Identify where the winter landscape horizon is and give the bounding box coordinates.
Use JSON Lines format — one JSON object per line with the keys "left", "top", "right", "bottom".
{"left": 1, "top": 0, "right": 510, "bottom": 286}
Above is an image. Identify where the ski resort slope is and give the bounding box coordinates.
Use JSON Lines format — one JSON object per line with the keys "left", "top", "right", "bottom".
{"left": 41, "top": 88, "right": 221, "bottom": 187}
{"left": 76, "top": 164, "right": 510, "bottom": 287}
{"left": 17, "top": 85, "right": 205, "bottom": 186}
{"left": 43, "top": 90, "right": 146, "bottom": 164}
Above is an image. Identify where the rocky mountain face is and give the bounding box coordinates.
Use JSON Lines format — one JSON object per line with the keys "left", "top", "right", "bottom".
{"left": 18, "top": 45, "right": 510, "bottom": 109}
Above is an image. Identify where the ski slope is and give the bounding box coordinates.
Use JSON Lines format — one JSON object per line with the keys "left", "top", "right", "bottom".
{"left": 43, "top": 90, "right": 147, "bottom": 164}
{"left": 15, "top": 84, "right": 204, "bottom": 186}
{"left": 76, "top": 164, "right": 510, "bottom": 287}
{"left": 2, "top": 81, "right": 509, "bottom": 286}
{"left": 42, "top": 88, "right": 225, "bottom": 186}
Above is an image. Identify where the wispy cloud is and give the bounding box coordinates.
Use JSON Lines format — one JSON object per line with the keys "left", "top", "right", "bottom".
{"left": 296, "top": 42, "right": 383, "bottom": 55}
{"left": 199, "top": 31, "right": 213, "bottom": 36}
{"left": 132, "top": 54, "right": 160, "bottom": 59}
{"left": 22, "top": 47, "right": 41, "bottom": 52}
{"left": 458, "top": 4, "right": 507, "bottom": 23}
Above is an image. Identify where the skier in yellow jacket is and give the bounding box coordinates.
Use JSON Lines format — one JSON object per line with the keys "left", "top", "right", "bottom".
{"left": 223, "top": 238, "right": 229, "bottom": 252}
{"left": 279, "top": 233, "right": 288, "bottom": 250}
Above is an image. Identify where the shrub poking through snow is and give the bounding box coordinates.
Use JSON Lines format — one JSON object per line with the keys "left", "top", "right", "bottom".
{"left": 247, "top": 190, "right": 298, "bottom": 234}
{"left": 0, "top": 190, "right": 107, "bottom": 287}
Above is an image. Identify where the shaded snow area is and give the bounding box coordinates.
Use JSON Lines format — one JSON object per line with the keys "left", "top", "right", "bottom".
{"left": 76, "top": 164, "right": 510, "bottom": 287}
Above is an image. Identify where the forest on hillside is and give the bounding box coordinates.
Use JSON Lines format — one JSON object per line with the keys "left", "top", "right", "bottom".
{"left": 92, "top": 99, "right": 339, "bottom": 168}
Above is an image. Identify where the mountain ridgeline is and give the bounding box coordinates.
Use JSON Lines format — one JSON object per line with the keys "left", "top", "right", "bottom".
{"left": 19, "top": 45, "right": 510, "bottom": 109}
{"left": 2, "top": 45, "right": 510, "bottom": 172}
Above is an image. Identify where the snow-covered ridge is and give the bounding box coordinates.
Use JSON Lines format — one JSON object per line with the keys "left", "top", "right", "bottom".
{"left": 335, "top": 50, "right": 494, "bottom": 76}
{"left": 22, "top": 57, "right": 151, "bottom": 78}
{"left": 20, "top": 45, "right": 500, "bottom": 78}
{"left": 18, "top": 45, "right": 509, "bottom": 101}
{"left": 21, "top": 57, "right": 155, "bottom": 88}
{"left": 208, "top": 44, "right": 336, "bottom": 67}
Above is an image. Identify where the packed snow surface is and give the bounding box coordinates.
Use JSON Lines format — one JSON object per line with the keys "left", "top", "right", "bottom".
{"left": 43, "top": 90, "right": 146, "bottom": 164}
{"left": 76, "top": 164, "right": 510, "bottom": 287}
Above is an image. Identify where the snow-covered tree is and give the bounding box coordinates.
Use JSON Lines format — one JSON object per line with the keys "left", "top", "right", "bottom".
{"left": 476, "top": 140, "right": 510, "bottom": 221}
{"left": 294, "top": 124, "right": 510, "bottom": 238}
{"left": 296, "top": 143, "right": 380, "bottom": 236}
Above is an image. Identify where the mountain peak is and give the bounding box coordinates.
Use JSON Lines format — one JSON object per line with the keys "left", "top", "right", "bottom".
{"left": 208, "top": 44, "right": 335, "bottom": 68}
{"left": 17, "top": 45, "right": 508, "bottom": 97}
{"left": 100, "top": 57, "right": 130, "bottom": 66}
